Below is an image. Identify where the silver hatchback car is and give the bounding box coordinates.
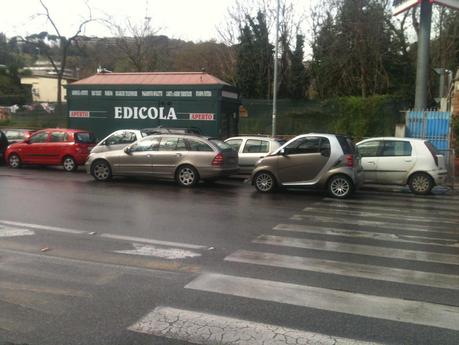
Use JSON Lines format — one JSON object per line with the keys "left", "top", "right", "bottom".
{"left": 225, "top": 136, "right": 282, "bottom": 174}
{"left": 251, "top": 133, "right": 362, "bottom": 198}
{"left": 86, "top": 134, "right": 238, "bottom": 186}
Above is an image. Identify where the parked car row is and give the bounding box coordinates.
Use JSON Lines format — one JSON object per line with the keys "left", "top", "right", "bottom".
{"left": 0, "top": 126, "right": 448, "bottom": 198}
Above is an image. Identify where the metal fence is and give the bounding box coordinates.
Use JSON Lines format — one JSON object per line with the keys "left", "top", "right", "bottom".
{"left": 406, "top": 110, "right": 455, "bottom": 187}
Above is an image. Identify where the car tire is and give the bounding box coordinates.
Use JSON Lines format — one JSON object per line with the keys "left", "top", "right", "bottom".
{"left": 91, "top": 160, "right": 112, "bottom": 182}
{"left": 328, "top": 174, "right": 354, "bottom": 199}
{"left": 63, "top": 156, "right": 78, "bottom": 172}
{"left": 8, "top": 154, "right": 21, "bottom": 169}
{"left": 254, "top": 171, "right": 276, "bottom": 193}
{"left": 408, "top": 172, "right": 433, "bottom": 195}
{"left": 176, "top": 165, "right": 199, "bottom": 187}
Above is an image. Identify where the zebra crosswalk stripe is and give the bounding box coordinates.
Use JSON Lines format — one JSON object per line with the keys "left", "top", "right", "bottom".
{"left": 129, "top": 306, "right": 384, "bottom": 345}
{"left": 273, "top": 223, "right": 459, "bottom": 247}
{"left": 225, "top": 250, "right": 459, "bottom": 290}
{"left": 253, "top": 235, "right": 459, "bottom": 265}
{"left": 185, "top": 273, "right": 459, "bottom": 331}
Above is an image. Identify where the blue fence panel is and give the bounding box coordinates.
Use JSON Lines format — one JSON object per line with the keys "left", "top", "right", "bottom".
{"left": 406, "top": 111, "right": 451, "bottom": 150}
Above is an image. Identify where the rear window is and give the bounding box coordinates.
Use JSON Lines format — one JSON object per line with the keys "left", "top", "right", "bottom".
{"left": 75, "top": 132, "right": 96, "bottom": 144}
{"left": 210, "top": 139, "right": 232, "bottom": 151}
{"left": 424, "top": 141, "right": 438, "bottom": 155}
{"left": 336, "top": 136, "right": 355, "bottom": 154}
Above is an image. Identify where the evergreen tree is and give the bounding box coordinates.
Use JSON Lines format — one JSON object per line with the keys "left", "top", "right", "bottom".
{"left": 289, "top": 34, "right": 307, "bottom": 99}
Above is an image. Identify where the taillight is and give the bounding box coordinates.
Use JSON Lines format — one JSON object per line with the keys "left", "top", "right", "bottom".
{"left": 212, "top": 153, "right": 224, "bottom": 166}
{"left": 345, "top": 154, "right": 354, "bottom": 167}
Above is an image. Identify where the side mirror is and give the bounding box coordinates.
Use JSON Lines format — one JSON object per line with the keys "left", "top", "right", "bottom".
{"left": 124, "top": 146, "right": 132, "bottom": 154}
{"left": 279, "top": 148, "right": 286, "bottom": 155}
{"left": 24, "top": 139, "right": 31, "bottom": 144}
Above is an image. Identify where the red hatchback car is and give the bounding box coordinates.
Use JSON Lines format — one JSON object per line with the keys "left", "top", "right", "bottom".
{"left": 5, "top": 128, "right": 96, "bottom": 171}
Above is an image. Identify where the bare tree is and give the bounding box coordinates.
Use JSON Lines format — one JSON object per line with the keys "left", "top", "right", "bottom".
{"left": 102, "top": 12, "right": 160, "bottom": 72}
{"left": 23, "top": 0, "right": 94, "bottom": 105}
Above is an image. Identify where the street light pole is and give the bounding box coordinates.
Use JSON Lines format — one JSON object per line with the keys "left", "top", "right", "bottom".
{"left": 272, "top": 0, "right": 280, "bottom": 137}
{"left": 414, "top": 0, "right": 433, "bottom": 110}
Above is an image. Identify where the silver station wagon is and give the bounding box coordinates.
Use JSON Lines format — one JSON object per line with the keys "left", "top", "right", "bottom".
{"left": 86, "top": 134, "right": 238, "bottom": 186}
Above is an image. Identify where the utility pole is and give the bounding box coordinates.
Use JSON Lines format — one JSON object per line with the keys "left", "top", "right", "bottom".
{"left": 272, "top": 0, "right": 279, "bottom": 137}
{"left": 414, "top": 0, "right": 432, "bottom": 110}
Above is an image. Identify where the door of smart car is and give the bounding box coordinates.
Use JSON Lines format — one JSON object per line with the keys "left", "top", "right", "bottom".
{"left": 277, "top": 136, "right": 330, "bottom": 184}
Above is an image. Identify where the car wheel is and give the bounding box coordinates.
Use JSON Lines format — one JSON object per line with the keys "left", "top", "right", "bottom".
{"left": 254, "top": 171, "right": 276, "bottom": 193}
{"left": 328, "top": 174, "right": 354, "bottom": 199}
{"left": 176, "top": 165, "right": 199, "bottom": 187}
{"left": 8, "top": 154, "right": 21, "bottom": 168}
{"left": 408, "top": 173, "right": 433, "bottom": 195}
{"left": 63, "top": 156, "right": 77, "bottom": 172}
{"left": 91, "top": 160, "right": 112, "bottom": 181}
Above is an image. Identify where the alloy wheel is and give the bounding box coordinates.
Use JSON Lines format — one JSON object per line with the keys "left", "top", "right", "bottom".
{"left": 410, "top": 174, "right": 432, "bottom": 194}
{"left": 93, "top": 162, "right": 111, "bottom": 181}
{"left": 329, "top": 176, "right": 351, "bottom": 198}
{"left": 63, "top": 157, "right": 76, "bottom": 172}
{"left": 8, "top": 154, "right": 20, "bottom": 168}
{"left": 178, "top": 167, "right": 196, "bottom": 186}
{"left": 255, "top": 172, "right": 274, "bottom": 192}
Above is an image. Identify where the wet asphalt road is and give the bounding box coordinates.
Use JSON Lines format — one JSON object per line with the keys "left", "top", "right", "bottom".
{"left": 0, "top": 166, "right": 458, "bottom": 345}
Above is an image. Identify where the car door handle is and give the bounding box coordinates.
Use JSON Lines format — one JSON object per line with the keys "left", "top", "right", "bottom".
{"left": 367, "top": 161, "right": 376, "bottom": 164}
{"left": 176, "top": 153, "right": 182, "bottom": 157}
{"left": 147, "top": 154, "right": 151, "bottom": 158}
{"left": 405, "top": 160, "right": 412, "bottom": 162}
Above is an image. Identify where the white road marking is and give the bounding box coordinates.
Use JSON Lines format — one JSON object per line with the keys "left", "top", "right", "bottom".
{"left": 225, "top": 250, "right": 459, "bottom": 290}
{"left": 0, "top": 227, "right": 35, "bottom": 238}
{"left": 273, "top": 223, "right": 459, "bottom": 247}
{"left": 0, "top": 220, "right": 85, "bottom": 235}
{"left": 115, "top": 243, "right": 201, "bottom": 259}
{"left": 312, "top": 201, "right": 458, "bottom": 217}
{"left": 100, "top": 233, "right": 207, "bottom": 250}
{"left": 302, "top": 207, "right": 458, "bottom": 225}
{"left": 185, "top": 273, "right": 459, "bottom": 331}
{"left": 253, "top": 235, "right": 459, "bottom": 265}
{"left": 290, "top": 215, "right": 455, "bottom": 234}
{"left": 129, "top": 306, "right": 383, "bottom": 345}
{"left": 354, "top": 193, "right": 459, "bottom": 205}
{"left": 322, "top": 197, "right": 459, "bottom": 211}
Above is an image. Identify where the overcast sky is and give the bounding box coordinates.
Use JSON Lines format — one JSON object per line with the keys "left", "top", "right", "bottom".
{"left": 0, "top": 0, "right": 312, "bottom": 43}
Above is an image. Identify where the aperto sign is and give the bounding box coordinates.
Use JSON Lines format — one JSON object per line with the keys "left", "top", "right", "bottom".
{"left": 190, "top": 113, "right": 214, "bottom": 121}
{"left": 69, "top": 111, "right": 90, "bottom": 118}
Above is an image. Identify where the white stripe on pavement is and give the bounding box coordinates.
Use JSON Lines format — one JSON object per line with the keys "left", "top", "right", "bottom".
{"left": 100, "top": 233, "right": 207, "bottom": 250}
{"left": 302, "top": 207, "right": 458, "bottom": 225}
{"left": 290, "top": 215, "right": 455, "bottom": 234}
{"left": 253, "top": 235, "right": 459, "bottom": 265}
{"left": 225, "top": 250, "right": 459, "bottom": 290}
{"left": 0, "top": 227, "right": 35, "bottom": 238}
{"left": 273, "top": 223, "right": 459, "bottom": 247}
{"left": 114, "top": 243, "right": 201, "bottom": 259}
{"left": 185, "top": 273, "right": 459, "bottom": 331}
{"left": 353, "top": 193, "right": 459, "bottom": 205}
{"left": 322, "top": 197, "right": 459, "bottom": 211}
{"left": 312, "top": 202, "right": 458, "bottom": 217}
{"left": 128, "top": 306, "right": 383, "bottom": 345}
{"left": 0, "top": 220, "right": 85, "bottom": 235}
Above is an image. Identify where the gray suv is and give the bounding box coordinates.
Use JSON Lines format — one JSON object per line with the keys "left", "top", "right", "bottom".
{"left": 251, "top": 133, "right": 362, "bottom": 198}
